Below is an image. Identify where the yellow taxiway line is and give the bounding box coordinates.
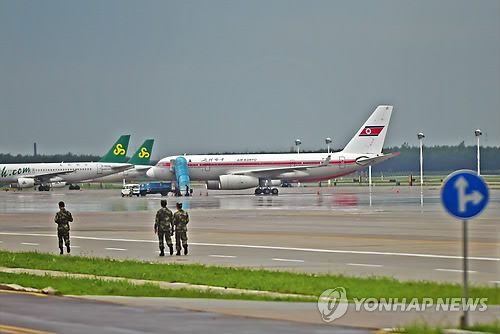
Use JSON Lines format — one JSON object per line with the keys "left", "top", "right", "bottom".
{"left": 0, "top": 324, "right": 57, "bottom": 334}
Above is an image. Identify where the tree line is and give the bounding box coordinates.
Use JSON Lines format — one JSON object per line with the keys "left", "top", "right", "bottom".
{"left": 1, "top": 143, "right": 499, "bottom": 174}
{"left": 0, "top": 153, "right": 102, "bottom": 164}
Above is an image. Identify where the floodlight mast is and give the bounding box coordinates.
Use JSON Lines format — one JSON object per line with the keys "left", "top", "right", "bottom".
{"left": 325, "top": 137, "right": 332, "bottom": 154}
{"left": 295, "top": 139, "right": 301, "bottom": 154}
{"left": 475, "top": 129, "right": 482, "bottom": 176}
{"left": 417, "top": 133, "right": 425, "bottom": 187}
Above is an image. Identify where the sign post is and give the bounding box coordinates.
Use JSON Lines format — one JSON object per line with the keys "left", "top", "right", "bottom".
{"left": 441, "top": 170, "right": 489, "bottom": 328}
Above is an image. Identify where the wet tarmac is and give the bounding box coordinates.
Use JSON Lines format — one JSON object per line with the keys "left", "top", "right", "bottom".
{"left": 1, "top": 185, "right": 490, "bottom": 213}
{"left": 0, "top": 185, "right": 499, "bottom": 284}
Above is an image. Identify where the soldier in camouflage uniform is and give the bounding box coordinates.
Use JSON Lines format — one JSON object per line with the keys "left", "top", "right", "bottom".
{"left": 154, "top": 199, "right": 174, "bottom": 256}
{"left": 54, "top": 201, "right": 73, "bottom": 255}
{"left": 173, "top": 202, "right": 189, "bottom": 256}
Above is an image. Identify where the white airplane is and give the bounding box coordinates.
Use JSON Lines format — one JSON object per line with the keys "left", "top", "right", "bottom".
{"left": 83, "top": 139, "right": 154, "bottom": 183}
{"left": 147, "top": 106, "right": 398, "bottom": 195}
{"left": 0, "top": 135, "right": 134, "bottom": 191}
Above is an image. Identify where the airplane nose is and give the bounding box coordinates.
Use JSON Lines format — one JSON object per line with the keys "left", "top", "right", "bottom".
{"left": 146, "top": 167, "right": 155, "bottom": 178}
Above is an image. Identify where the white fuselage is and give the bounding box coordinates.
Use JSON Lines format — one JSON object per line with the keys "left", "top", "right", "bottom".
{"left": 148, "top": 105, "right": 397, "bottom": 189}
{"left": 0, "top": 162, "right": 132, "bottom": 186}
{"left": 148, "top": 152, "right": 381, "bottom": 183}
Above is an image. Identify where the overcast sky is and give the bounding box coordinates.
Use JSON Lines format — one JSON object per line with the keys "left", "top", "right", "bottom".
{"left": 1, "top": 0, "right": 498, "bottom": 160}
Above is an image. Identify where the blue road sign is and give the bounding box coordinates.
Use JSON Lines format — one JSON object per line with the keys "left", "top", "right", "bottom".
{"left": 441, "top": 170, "right": 489, "bottom": 220}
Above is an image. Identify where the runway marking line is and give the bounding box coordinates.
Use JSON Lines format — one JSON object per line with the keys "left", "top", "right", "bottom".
{"left": 0, "top": 324, "right": 57, "bottom": 334}
{"left": 435, "top": 269, "right": 477, "bottom": 274}
{"left": 272, "top": 258, "right": 304, "bottom": 263}
{"left": 1, "top": 233, "right": 498, "bottom": 262}
{"left": 2, "top": 232, "right": 499, "bottom": 247}
{"left": 347, "top": 263, "right": 383, "bottom": 268}
{"left": 105, "top": 248, "right": 127, "bottom": 251}
{"left": 209, "top": 255, "right": 237, "bottom": 258}
{"left": 20, "top": 243, "right": 39, "bottom": 246}
{"left": 199, "top": 231, "right": 499, "bottom": 246}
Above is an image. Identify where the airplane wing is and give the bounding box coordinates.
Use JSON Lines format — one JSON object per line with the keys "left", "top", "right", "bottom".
{"left": 12, "top": 170, "right": 74, "bottom": 183}
{"left": 134, "top": 165, "right": 153, "bottom": 172}
{"left": 26, "top": 170, "right": 76, "bottom": 183}
{"left": 354, "top": 153, "right": 399, "bottom": 166}
{"left": 230, "top": 156, "right": 331, "bottom": 178}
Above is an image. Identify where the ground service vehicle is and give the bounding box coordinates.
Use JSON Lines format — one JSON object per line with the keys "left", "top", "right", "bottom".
{"left": 121, "top": 184, "right": 140, "bottom": 197}
{"left": 139, "top": 182, "right": 172, "bottom": 196}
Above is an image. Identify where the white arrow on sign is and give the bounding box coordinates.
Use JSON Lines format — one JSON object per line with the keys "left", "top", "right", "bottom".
{"left": 454, "top": 176, "right": 483, "bottom": 213}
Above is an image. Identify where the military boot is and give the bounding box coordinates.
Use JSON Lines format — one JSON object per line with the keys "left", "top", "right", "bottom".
{"left": 184, "top": 245, "right": 188, "bottom": 255}
{"left": 67, "top": 245, "right": 71, "bottom": 254}
{"left": 159, "top": 249, "right": 165, "bottom": 256}
{"left": 59, "top": 247, "right": 63, "bottom": 255}
{"left": 176, "top": 249, "right": 181, "bottom": 256}
{"left": 169, "top": 245, "right": 174, "bottom": 256}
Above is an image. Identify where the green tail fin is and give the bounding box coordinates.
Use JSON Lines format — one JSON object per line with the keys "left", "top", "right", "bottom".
{"left": 127, "top": 139, "right": 154, "bottom": 165}
{"left": 98, "top": 135, "right": 131, "bottom": 163}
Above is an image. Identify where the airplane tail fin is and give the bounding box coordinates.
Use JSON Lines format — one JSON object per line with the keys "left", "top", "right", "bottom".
{"left": 127, "top": 139, "right": 154, "bottom": 165}
{"left": 99, "top": 135, "right": 131, "bottom": 163}
{"left": 342, "top": 106, "right": 393, "bottom": 154}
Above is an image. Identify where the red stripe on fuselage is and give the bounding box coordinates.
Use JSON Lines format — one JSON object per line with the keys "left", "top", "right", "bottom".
{"left": 155, "top": 160, "right": 357, "bottom": 168}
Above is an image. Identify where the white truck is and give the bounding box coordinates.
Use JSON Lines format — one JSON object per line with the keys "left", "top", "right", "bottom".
{"left": 121, "top": 184, "right": 140, "bottom": 197}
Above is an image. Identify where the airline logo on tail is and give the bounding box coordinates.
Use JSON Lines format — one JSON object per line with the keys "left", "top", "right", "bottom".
{"left": 138, "top": 147, "right": 150, "bottom": 159}
{"left": 113, "top": 144, "right": 126, "bottom": 155}
{"left": 359, "top": 126, "right": 384, "bottom": 137}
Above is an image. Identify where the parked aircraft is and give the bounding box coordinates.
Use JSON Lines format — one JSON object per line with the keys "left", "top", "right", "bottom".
{"left": 83, "top": 139, "right": 154, "bottom": 183}
{"left": 147, "top": 106, "right": 397, "bottom": 195}
{"left": 0, "top": 135, "right": 133, "bottom": 191}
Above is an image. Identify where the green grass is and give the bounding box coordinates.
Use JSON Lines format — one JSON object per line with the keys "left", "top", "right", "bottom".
{"left": 1, "top": 250, "right": 499, "bottom": 304}
{"left": 325, "top": 174, "right": 500, "bottom": 187}
{"left": 395, "top": 320, "right": 500, "bottom": 333}
{"left": 0, "top": 272, "right": 311, "bottom": 301}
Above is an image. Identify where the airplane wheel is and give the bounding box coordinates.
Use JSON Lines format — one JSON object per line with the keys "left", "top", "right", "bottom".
{"left": 74, "top": 185, "right": 80, "bottom": 190}
{"left": 255, "top": 188, "right": 262, "bottom": 195}
{"left": 263, "top": 188, "right": 271, "bottom": 195}
{"left": 271, "top": 188, "right": 279, "bottom": 195}
{"left": 69, "top": 185, "right": 75, "bottom": 190}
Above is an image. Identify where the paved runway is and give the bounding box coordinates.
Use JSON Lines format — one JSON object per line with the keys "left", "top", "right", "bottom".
{"left": 0, "top": 186, "right": 498, "bottom": 284}
{"left": 2, "top": 290, "right": 367, "bottom": 334}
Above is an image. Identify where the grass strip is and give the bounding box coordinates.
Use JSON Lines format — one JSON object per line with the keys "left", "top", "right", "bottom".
{"left": 0, "top": 250, "right": 498, "bottom": 304}
{"left": 394, "top": 320, "right": 500, "bottom": 334}
{"left": 0, "top": 272, "right": 313, "bottom": 301}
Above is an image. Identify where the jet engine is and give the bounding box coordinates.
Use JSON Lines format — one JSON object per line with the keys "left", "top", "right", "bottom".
{"left": 17, "top": 177, "right": 35, "bottom": 188}
{"left": 206, "top": 175, "right": 260, "bottom": 190}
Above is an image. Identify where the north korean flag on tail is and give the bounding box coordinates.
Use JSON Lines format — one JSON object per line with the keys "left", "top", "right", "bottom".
{"left": 359, "top": 126, "right": 384, "bottom": 136}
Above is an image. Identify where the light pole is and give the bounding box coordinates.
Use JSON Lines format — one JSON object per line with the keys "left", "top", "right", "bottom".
{"left": 325, "top": 137, "right": 333, "bottom": 186}
{"left": 325, "top": 137, "right": 332, "bottom": 154}
{"left": 417, "top": 133, "right": 425, "bottom": 186}
{"left": 295, "top": 139, "right": 301, "bottom": 154}
{"left": 475, "top": 129, "right": 482, "bottom": 176}
{"left": 418, "top": 132, "right": 425, "bottom": 207}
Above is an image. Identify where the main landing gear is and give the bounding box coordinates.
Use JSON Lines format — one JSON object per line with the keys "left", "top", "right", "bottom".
{"left": 68, "top": 184, "right": 81, "bottom": 190}
{"left": 254, "top": 187, "right": 279, "bottom": 196}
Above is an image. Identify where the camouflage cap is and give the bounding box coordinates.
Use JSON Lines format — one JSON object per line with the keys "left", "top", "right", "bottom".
{"left": 176, "top": 202, "right": 182, "bottom": 208}
{"left": 58, "top": 201, "right": 65, "bottom": 208}
{"left": 161, "top": 199, "right": 167, "bottom": 207}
